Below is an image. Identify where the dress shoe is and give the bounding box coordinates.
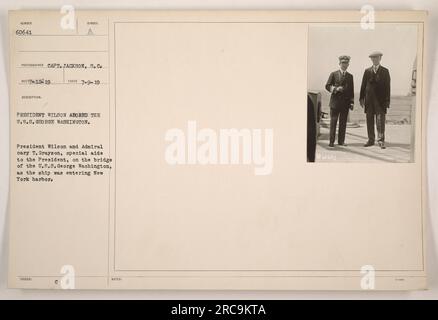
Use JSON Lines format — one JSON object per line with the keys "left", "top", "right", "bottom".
{"left": 328, "top": 143, "right": 335, "bottom": 148}
{"left": 378, "top": 141, "right": 386, "bottom": 149}
{"left": 364, "top": 141, "right": 374, "bottom": 147}
{"left": 338, "top": 143, "right": 347, "bottom": 146}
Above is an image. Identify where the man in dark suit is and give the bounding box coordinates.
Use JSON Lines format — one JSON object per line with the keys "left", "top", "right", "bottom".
{"left": 325, "top": 55, "right": 354, "bottom": 147}
{"left": 360, "top": 51, "right": 391, "bottom": 149}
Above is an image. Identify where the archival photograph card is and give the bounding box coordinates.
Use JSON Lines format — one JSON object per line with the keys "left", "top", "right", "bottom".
{"left": 8, "top": 10, "right": 428, "bottom": 290}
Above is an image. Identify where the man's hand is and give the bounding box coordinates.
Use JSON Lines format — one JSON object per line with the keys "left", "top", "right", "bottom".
{"left": 360, "top": 98, "right": 364, "bottom": 108}
{"left": 349, "top": 103, "right": 354, "bottom": 111}
{"left": 336, "top": 86, "right": 344, "bottom": 93}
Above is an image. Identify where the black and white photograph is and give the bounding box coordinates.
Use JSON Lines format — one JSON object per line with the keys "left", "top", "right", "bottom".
{"left": 307, "top": 24, "right": 419, "bottom": 163}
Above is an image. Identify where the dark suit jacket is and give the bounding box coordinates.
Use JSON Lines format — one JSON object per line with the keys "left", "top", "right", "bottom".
{"left": 325, "top": 70, "right": 354, "bottom": 110}
{"left": 359, "top": 66, "right": 391, "bottom": 114}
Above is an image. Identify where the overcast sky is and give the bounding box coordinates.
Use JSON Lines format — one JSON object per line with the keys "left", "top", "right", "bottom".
{"left": 308, "top": 24, "right": 418, "bottom": 96}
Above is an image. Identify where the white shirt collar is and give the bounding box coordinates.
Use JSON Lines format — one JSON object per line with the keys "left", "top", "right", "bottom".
{"left": 372, "top": 64, "right": 380, "bottom": 72}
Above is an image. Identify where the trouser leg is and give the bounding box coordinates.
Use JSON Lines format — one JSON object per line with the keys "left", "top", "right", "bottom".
{"left": 329, "top": 109, "right": 340, "bottom": 144}
{"left": 366, "top": 112, "right": 375, "bottom": 142}
{"left": 376, "top": 113, "right": 386, "bottom": 142}
{"left": 338, "top": 108, "right": 349, "bottom": 144}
